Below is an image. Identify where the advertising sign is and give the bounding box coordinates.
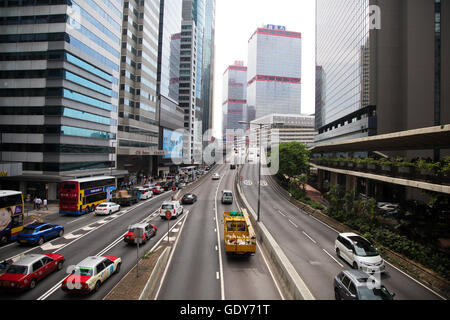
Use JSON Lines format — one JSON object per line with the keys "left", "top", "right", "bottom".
{"left": 162, "top": 128, "right": 183, "bottom": 159}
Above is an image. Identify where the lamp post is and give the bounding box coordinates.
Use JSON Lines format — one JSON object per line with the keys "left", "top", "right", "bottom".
{"left": 239, "top": 121, "right": 283, "bottom": 223}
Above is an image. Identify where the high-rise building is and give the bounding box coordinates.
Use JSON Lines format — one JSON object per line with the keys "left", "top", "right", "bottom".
{"left": 0, "top": 0, "right": 123, "bottom": 200}
{"left": 157, "top": 0, "right": 184, "bottom": 177}
{"left": 116, "top": 0, "right": 161, "bottom": 177}
{"left": 246, "top": 24, "right": 302, "bottom": 122}
{"left": 222, "top": 61, "right": 247, "bottom": 143}
{"left": 315, "top": 0, "right": 449, "bottom": 155}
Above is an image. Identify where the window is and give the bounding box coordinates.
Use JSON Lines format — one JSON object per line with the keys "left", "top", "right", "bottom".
{"left": 96, "top": 262, "right": 106, "bottom": 274}
{"left": 348, "top": 282, "right": 357, "bottom": 296}
{"left": 341, "top": 275, "right": 351, "bottom": 288}
{"left": 103, "top": 259, "right": 113, "bottom": 268}
{"left": 32, "top": 260, "right": 43, "bottom": 273}
{"left": 41, "top": 257, "right": 53, "bottom": 265}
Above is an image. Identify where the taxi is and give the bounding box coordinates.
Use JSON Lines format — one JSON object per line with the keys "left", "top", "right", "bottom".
{"left": 0, "top": 253, "right": 65, "bottom": 290}
{"left": 61, "top": 256, "right": 121, "bottom": 294}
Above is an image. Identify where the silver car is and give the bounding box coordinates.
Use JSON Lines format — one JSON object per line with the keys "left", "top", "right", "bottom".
{"left": 334, "top": 270, "right": 395, "bottom": 300}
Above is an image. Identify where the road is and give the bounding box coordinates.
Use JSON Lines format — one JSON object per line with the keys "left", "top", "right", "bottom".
{"left": 240, "top": 160, "right": 444, "bottom": 300}
{"left": 156, "top": 164, "right": 282, "bottom": 300}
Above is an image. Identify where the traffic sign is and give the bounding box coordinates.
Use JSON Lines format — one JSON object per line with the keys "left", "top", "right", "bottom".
{"left": 134, "top": 227, "right": 143, "bottom": 244}
{"left": 165, "top": 210, "right": 172, "bottom": 220}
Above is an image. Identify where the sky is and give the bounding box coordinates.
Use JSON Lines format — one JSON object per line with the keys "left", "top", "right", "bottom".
{"left": 212, "top": 0, "right": 316, "bottom": 137}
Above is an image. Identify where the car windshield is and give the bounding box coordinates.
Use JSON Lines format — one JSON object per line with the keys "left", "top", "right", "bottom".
{"left": 97, "top": 204, "right": 107, "bottom": 207}
{"left": 184, "top": 195, "right": 193, "bottom": 198}
{"left": 73, "top": 267, "right": 93, "bottom": 276}
{"left": 223, "top": 193, "right": 232, "bottom": 197}
{"left": 162, "top": 205, "right": 174, "bottom": 209}
{"left": 21, "top": 227, "right": 37, "bottom": 234}
{"left": 6, "top": 265, "right": 28, "bottom": 274}
{"left": 349, "top": 236, "right": 379, "bottom": 257}
{"left": 358, "top": 286, "right": 393, "bottom": 300}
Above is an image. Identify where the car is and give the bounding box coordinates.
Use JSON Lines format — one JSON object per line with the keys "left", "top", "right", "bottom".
{"left": 152, "top": 185, "right": 164, "bottom": 195}
{"left": 221, "top": 190, "right": 233, "bottom": 204}
{"left": 61, "top": 255, "right": 121, "bottom": 294}
{"left": 377, "top": 202, "right": 400, "bottom": 215}
{"left": 0, "top": 253, "right": 65, "bottom": 290}
{"left": 16, "top": 222, "right": 64, "bottom": 246}
{"left": 212, "top": 173, "right": 220, "bottom": 180}
{"left": 160, "top": 201, "right": 184, "bottom": 219}
{"left": 230, "top": 164, "right": 236, "bottom": 169}
{"left": 334, "top": 270, "right": 395, "bottom": 300}
{"left": 124, "top": 223, "right": 157, "bottom": 244}
{"left": 181, "top": 193, "right": 197, "bottom": 204}
{"left": 335, "top": 233, "right": 385, "bottom": 273}
{"left": 94, "top": 202, "right": 120, "bottom": 215}
{"left": 178, "top": 182, "right": 186, "bottom": 189}
{"left": 139, "top": 188, "right": 153, "bottom": 200}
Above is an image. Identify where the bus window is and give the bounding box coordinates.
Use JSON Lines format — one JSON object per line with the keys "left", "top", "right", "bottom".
{"left": 11, "top": 215, "right": 23, "bottom": 229}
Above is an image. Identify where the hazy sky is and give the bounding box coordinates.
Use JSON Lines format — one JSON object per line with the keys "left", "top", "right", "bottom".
{"left": 212, "top": 0, "right": 316, "bottom": 137}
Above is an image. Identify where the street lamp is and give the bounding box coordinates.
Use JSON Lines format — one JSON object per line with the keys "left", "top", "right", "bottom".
{"left": 239, "top": 121, "right": 283, "bottom": 222}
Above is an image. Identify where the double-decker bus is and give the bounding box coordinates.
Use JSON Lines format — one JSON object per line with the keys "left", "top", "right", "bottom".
{"left": 0, "top": 190, "right": 24, "bottom": 245}
{"left": 59, "top": 176, "right": 116, "bottom": 215}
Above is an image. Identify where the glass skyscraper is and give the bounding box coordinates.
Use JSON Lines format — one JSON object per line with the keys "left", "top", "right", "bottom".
{"left": 246, "top": 25, "right": 302, "bottom": 122}
{"left": 0, "top": 0, "right": 122, "bottom": 199}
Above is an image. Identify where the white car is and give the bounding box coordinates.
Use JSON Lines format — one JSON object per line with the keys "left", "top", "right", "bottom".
{"left": 95, "top": 202, "right": 120, "bottom": 215}
{"left": 138, "top": 188, "right": 153, "bottom": 200}
{"left": 212, "top": 173, "right": 220, "bottom": 180}
{"left": 159, "top": 201, "right": 184, "bottom": 219}
{"left": 335, "top": 233, "right": 385, "bottom": 273}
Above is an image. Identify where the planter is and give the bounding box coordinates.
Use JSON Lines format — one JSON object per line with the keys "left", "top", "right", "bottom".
{"left": 381, "top": 165, "right": 392, "bottom": 172}
{"left": 397, "top": 166, "right": 411, "bottom": 174}
{"left": 356, "top": 163, "right": 365, "bottom": 170}
{"left": 347, "top": 162, "right": 355, "bottom": 168}
{"left": 339, "top": 161, "right": 346, "bottom": 167}
{"left": 419, "top": 169, "right": 435, "bottom": 176}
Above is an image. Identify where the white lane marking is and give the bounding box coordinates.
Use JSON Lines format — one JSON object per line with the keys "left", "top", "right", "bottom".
{"left": 63, "top": 233, "right": 82, "bottom": 240}
{"left": 302, "top": 231, "right": 317, "bottom": 244}
{"left": 256, "top": 241, "right": 285, "bottom": 300}
{"left": 215, "top": 245, "right": 218, "bottom": 251}
{"left": 322, "top": 249, "right": 344, "bottom": 267}
{"left": 288, "top": 219, "right": 298, "bottom": 228}
{"left": 214, "top": 171, "right": 225, "bottom": 300}
{"left": 277, "top": 210, "right": 286, "bottom": 217}
{"left": 82, "top": 226, "right": 96, "bottom": 231}
{"left": 40, "top": 243, "right": 65, "bottom": 251}
{"left": 216, "top": 272, "right": 220, "bottom": 280}
{"left": 66, "top": 216, "right": 87, "bottom": 225}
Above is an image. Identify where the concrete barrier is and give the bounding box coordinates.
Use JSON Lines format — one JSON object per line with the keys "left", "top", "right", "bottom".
{"left": 139, "top": 247, "right": 171, "bottom": 300}
{"left": 234, "top": 166, "right": 315, "bottom": 300}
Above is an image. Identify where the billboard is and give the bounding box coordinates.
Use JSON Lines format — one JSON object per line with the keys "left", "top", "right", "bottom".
{"left": 162, "top": 128, "right": 183, "bottom": 159}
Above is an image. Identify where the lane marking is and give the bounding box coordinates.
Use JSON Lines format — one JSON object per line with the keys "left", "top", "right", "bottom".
{"left": 277, "top": 210, "right": 286, "bottom": 217}
{"left": 214, "top": 168, "right": 225, "bottom": 300}
{"left": 322, "top": 249, "right": 344, "bottom": 267}
{"left": 302, "top": 231, "right": 317, "bottom": 244}
{"left": 216, "top": 272, "right": 220, "bottom": 280}
{"left": 288, "top": 219, "right": 298, "bottom": 228}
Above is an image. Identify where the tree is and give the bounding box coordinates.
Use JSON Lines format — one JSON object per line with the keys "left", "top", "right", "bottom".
{"left": 277, "top": 141, "right": 310, "bottom": 179}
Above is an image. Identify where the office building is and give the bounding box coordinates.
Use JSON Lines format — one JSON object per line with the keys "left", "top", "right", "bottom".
{"left": 0, "top": 0, "right": 123, "bottom": 200}
{"left": 247, "top": 24, "right": 302, "bottom": 122}
{"left": 116, "top": 0, "right": 161, "bottom": 178}
{"left": 157, "top": 0, "right": 184, "bottom": 177}
{"left": 222, "top": 61, "right": 247, "bottom": 145}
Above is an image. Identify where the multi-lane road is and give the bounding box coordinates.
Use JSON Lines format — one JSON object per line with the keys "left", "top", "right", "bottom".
{"left": 0, "top": 160, "right": 445, "bottom": 300}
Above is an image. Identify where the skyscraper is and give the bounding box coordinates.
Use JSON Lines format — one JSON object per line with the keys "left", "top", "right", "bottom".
{"left": 0, "top": 0, "right": 122, "bottom": 199}
{"left": 222, "top": 61, "right": 247, "bottom": 144}
{"left": 246, "top": 24, "right": 302, "bottom": 122}
{"left": 117, "top": 0, "right": 161, "bottom": 177}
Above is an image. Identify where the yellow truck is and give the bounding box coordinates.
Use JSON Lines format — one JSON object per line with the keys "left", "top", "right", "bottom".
{"left": 223, "top": 210, "right": 256, "bottom": 255}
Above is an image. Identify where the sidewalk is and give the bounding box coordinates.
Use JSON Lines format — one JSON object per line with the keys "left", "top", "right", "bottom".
{"left": 23, "top": 203, "right": 59, "bottom": 226}
{"left": 304, "top": 184, "right": 328, "bottom": 207}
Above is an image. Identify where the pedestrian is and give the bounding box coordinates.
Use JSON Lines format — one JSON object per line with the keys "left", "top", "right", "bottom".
{"left": 43, "top": 198, "right": 48, "bottom": 210}
{"left": 33, "top": 197, "right": 37, "bottom": 210}
{"left": 36, "top": 197, "right": 42, "bottom": 210}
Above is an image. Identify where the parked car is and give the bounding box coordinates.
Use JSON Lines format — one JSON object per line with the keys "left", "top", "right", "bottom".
{"left": 160, "top": 201, "right": 183, "bottom": 219}
{"left": 152, "top": 185, "right": 164, "bottom": 195}
{"left": 377, "top": 202, "right": 400, "bottom": 215}
{"left": 61, "top": 256, "right": 121, "bottom": 294}
{"left": 212, "top": 173, "right": 220, "bottom": 180}
{"left": 0, "top": 253, "right": 65, "bottom": 290}
{"left": 335, "top": 233, "right": 385, "bottom": 273}
{"left": 16, "top": 223, "right": 64, "bottom": 246}
{"left": 221, "top": 190, "right": 233, "bottom": 204}
{"left": 181, "top": 193, "right": 197, "bottom": 204}
{"left": 334, "top": 270, "right": 395, "bottom": 300}
{"left": 94, "top": 202, "right": 120, "bottom": 216}
{"left": 124, "top": 223, "right": 157, "bottom": 244}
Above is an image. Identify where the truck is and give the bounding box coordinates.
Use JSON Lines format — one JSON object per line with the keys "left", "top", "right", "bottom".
{"left": 223, "top": 210, "right": 256, "bottom": 255}
{"left": 112, "top": 189, "right": 138, "bottom": 206}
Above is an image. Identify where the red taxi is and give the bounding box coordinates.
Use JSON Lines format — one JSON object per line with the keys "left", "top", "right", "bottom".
{"left": 124, "top": 223, "right": 157, "bottom": 244}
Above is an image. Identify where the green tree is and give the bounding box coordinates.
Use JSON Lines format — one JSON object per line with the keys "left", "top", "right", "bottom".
{"left": 277, "top": 141, "right": 310, "bottom": 179}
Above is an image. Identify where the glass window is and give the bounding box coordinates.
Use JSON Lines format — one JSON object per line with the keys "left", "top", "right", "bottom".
{"left": 32, "top": 260, "right": 43, "bottom": 272}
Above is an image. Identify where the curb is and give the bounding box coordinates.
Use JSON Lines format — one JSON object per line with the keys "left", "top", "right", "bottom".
{"left": 139, "top": 247, "right": 171, "bottom": 300}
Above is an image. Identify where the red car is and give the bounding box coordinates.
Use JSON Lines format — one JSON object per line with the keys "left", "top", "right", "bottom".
{"left": 0, "top": 253, "right": 65, "bottom": 290}
{"left": 152, "top": 186, "right": 164, "bottom": 195}
{"left": 124, "top": 223, "right": 157, "bottom": 244}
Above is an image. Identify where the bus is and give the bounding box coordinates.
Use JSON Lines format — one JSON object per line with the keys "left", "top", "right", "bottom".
{"left": 0, "top": 190, "right": 24, "bottom": 245}
{"left": 59, "top": 176, "right": 116, "bottom": 215}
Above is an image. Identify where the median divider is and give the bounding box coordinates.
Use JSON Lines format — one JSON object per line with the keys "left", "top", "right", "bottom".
{"left": 139, "top": 246, "right": 171, "bottom": 300}
{"left": 234, "top": 165, "right": 315, "bottom": 300}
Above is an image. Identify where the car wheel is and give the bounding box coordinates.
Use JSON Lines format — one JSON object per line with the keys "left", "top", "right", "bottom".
{"left": 94, "top": 281, "right": 101, "bottom": 292}
{"left": 108, "top": 210, "right": 112, "bottom": 215}
{"left": 334, "top": 288, "right": 341, "bottom": 300}
{"left": 29, "top": 279, "right": 37, "bottom": 290}
{"left": 0, "top": 235, "right": 8, "bottom": 245}
{"left": 56, "top": 261, "right": 64, "bottom": 271}
{"left": 353, "top": 262, "right": 358, "bottom": 269}
{"left": 58, "top": 229, "right": 64, "bottom": 237}
{"left": 37, "top": 237, "right": 44, "bottom": 246}
{"left": 115, "top": 263, "right": 121, "bottom": 274}
{"left": 335, "top": 248, "right": 340, "bottom": 258}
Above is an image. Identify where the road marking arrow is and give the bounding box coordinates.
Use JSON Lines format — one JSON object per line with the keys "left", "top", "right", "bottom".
{"left": 63, "top": 233, "right": 82, "bottom": 240}
{"left": 40, "top": 242, "right": 66, "bottom": 251}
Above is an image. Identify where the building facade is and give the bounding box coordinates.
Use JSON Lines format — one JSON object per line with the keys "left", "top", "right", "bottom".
{"left": 116, "top": 0, "right": 161, "bottom": 178}
{"left": 246, "top": 24, "right": 302, "bottom": 122}
{"left": 222, "top": 61, "right": 247, "bottom": 144}
{"left": 0, "top": 0, "right": 123, "bottom": 199}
